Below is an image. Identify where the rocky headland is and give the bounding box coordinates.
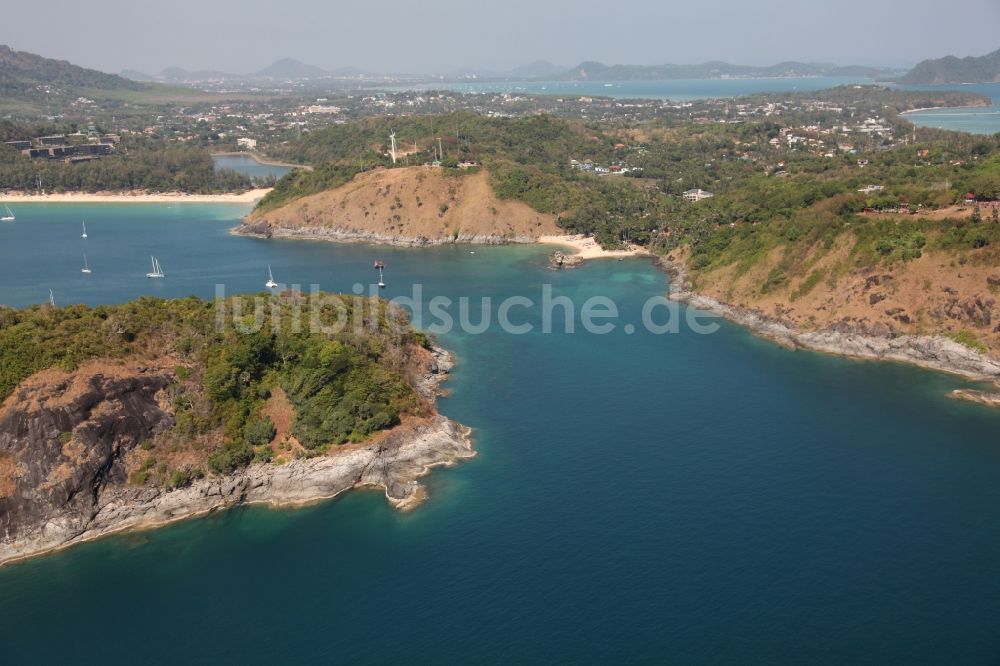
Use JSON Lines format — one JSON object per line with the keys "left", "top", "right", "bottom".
{"left": 660, "top": 256, "right": 1000, "bottom": 383}
{"left": 0, "top": 334, "right": 471, "bottom": 566}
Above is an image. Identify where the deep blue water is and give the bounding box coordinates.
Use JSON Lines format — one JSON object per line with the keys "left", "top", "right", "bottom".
{"left": 212, "top": 154, "right": 293, "bottom": 183}
{"left": 2, "top": 205, "right": 1000, "bottom": 663}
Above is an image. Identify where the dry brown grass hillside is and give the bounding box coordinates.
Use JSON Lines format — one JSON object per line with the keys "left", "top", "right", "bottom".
{"left": 682, "top": 237, "right": 1000, "bottom": 355}
{"left": 244, "top": 166, "right": 560, "bottom": 244}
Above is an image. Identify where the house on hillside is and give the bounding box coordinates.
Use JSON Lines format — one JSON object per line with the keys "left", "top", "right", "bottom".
{"left": 683, "top": 188, "right": 714, "bottom": 202}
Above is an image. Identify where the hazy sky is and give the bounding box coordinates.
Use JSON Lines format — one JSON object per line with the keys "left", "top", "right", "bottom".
{"left": 4, "top": 0, "right": 999, "bottom": 74}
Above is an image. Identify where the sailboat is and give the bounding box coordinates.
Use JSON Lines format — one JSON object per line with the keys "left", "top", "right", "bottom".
{"left": 1, "top": 204, "right": 14, "bottom": 222}
{"left": 82, "top": 255, "right": 92, "bottom": 274}
{"left": 48, "top": 289, "right": 55, "bottom": 307}
{"left": 265, "top": 265, "right": 278, "bottom": 289}
{"left": 81, "top": 221, "right": 88, "bottom": 238}
{"left": 146, "top": 256, "right": 165, "bottom": 279}
{"left": 374, "top": 260, "right": 386, "bottom": 288}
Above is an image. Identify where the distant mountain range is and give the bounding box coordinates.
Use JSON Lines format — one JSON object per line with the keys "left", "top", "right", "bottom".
{"left": 900, "top": 47, "right": 1000, "bottom": 84}
{"left": 16, "top": 41, "right": 981, "bottom": 107}
{"left": 124, "top": 57, "right": 897, "bottom": 85}
{"left": 0, "top": 44, "right": 146, "bottom": 101}
{"left": 557, "top": 60, "right": 894, "bottom": 81}
{"left": 257, "top": 57, "right": 329, "bottom": 79}
{"left": 505, "top": 60, "right": 569, "bottom": 79}
{"left": 122, "top": 58, "right": 374, "bottom": 84}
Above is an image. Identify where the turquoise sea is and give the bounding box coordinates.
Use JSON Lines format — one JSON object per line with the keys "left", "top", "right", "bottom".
{"left": 3, "top": 204, "right": 1000, "bottom": 663}
{"left": 900, "top": 83, "right": 1000, "bottom": 135}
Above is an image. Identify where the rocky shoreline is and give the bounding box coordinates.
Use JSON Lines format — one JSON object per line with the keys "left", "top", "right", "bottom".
{"left": 0, "top": 347, "right": 473, "bottom": 567}
{"left": 659, "top": 257, "right": 1000, "bottom": 383}
{"left": 232, "top": 219, "right": 540, "bottom": 247}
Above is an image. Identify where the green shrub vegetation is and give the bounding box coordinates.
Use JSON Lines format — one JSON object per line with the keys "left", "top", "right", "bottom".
{"left": 253, "top": 92, "right": 1000, "bottom": 267}
{"left": 0, "top": 292, "right": 428, "bottom": 476}
{"left": 947, "top": 329, "right": 988, "bottom": 353}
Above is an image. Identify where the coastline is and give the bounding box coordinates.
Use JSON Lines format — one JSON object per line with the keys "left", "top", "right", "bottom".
{"left": 538, "top": 234, "right": 649, "bottom": 260}
{"left": 232, "top": 224, "right": 1000, "bottom": 383}
{"left": 0, "top": 346, "right": 474, "bottom": 567}
{"left": 659, "top": 257, "right": 1000, "bottom": 383}
{"left": 900, "top": 99, "right": 994, "bottom": 115}
{"left": 0, "top": 188, "right": 272, "bottom": 204}
{"left": 0, "top": 415, "right": 473, "bottom": 567}
{"left": 232, "top": 222, "right": 546, "bottom": 247}
{"left": 233, "top": 222, "right": 647, "bottom": 262}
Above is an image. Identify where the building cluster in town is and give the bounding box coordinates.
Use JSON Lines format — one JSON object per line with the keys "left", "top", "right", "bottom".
{"left": 4, "top": 127, "right": 120, "bottom": 163}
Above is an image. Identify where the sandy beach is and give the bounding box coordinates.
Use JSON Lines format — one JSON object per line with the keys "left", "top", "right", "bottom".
{"left": 538, "top": 234, "right": 649, "bottom": 260}
{"left": 0, "top": 188, "right": 273, "bottom": 204}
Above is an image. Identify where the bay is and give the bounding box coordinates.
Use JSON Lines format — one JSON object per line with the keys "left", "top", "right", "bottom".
{"left": 1, "top": 204, "right": 1000, "bottom": 663}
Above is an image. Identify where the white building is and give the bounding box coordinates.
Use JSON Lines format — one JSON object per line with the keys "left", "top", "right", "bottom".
{"left": 683, "top": 188, "right": 714, "bottom": 202}
{"left": 237, "top": 137, "right": 257, "bottom": 150}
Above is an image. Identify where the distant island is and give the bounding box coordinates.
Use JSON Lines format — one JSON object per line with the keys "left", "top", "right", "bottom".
{"left": 122, "top": 58, "right": 375, "bottom": 85}
{"left": 0, "top": 294, "right": 472, "bottom": 564}
{"left": 900, "top": 47, "right": 1000, "bottom": 84}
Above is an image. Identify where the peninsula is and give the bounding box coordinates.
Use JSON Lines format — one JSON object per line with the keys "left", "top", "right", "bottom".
{"left": 0, "top": 293, "right": 472, "bottom": 565}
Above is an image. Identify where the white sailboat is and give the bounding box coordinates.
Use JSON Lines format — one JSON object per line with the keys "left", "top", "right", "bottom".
{"left": 82, "top": 255, "right": 92, "bottom": 274}
{"left": 81, "top": 221, "right": 88, "bottom": 238}
{"left": 265, "top": 265, "right": 278, "bottom": 289}
{"left": 1, "top": 204, "right": 14, "bottom": 222}
{"left": 146, "top": 256, "right": 165, "bottom": 279}
{"left": 374, "top": 260, "right": 386, "bottom": 288}
{"left": 48, "top": 289, "right": 55, "bottom": 307}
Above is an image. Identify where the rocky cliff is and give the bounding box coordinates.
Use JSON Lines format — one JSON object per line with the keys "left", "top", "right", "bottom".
{"left": 661, "top": 257, "right": 1000, "bottom": 381}
{"left": 0, "top": 348, "right": 472, "bottom": 565}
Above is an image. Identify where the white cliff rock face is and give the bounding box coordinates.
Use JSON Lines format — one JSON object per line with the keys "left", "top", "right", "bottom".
{"left": 0, "top": 347, "right": 473, "bottom": 566}
{"left": 662, "top": 259, "right": 1000, "bottom": 381}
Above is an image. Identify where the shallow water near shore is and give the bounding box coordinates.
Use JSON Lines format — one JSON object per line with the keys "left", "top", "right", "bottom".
{"left": 3, "top": 204, "right": 1000, "bottom": 663}
{"left": 900, "top": 82, "right": 1000, "bottom": 135}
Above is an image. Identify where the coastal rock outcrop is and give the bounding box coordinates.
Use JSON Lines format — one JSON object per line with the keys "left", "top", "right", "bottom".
{"left": 0, "top": 365, "right": 174, "bottom": 553}
{"left": 0, "top": 348, "right": 472, "bottom": 566}
{"left": 951, "top": 389, "right": 1000, "bottom": 407}
{"left": 548, "top": 250, "right": 584, "bottom": 270}
{"left": 661, "top": 257, "right": 1000, "bottom": 381}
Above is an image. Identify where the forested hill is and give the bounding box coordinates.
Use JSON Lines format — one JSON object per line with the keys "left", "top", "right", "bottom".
{"left": 0, "top": 44, "right": 147, "bottom": 103}
{"left": 901, "top": 48, "right": 1000, "bottom": 84}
